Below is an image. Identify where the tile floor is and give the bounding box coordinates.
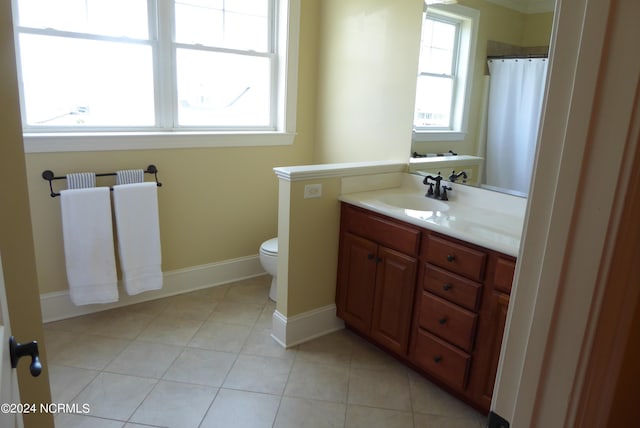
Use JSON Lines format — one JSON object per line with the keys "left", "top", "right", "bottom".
{"left": 44, "top": 275, "right": 487, "bottom": 428}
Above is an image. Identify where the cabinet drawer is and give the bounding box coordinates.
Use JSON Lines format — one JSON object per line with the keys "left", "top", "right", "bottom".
{"left": 422, "top": 235, "right": 487, "bottom": 281}
{"left": 342, "top": 204, "right": 420, "bottom": 256}
{"left": 421, "top": 264, "right": 482, "bottom": 311}
{"left": 494, "top": 257, "right": 516, "bottom": 294}
{"left": 418, "top": 292, "right": 478, "bottom": 352}
{"left": 412, "top": 329, "right": 471, "bottom": 390}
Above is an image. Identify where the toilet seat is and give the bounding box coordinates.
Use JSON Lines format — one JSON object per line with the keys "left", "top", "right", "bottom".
{"left": 260, "top": 238, "right": 278, "bottom": 255}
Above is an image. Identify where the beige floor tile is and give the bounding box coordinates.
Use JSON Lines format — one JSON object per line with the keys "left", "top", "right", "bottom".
{"left": 129, "top": 380, "right": 217, "bottom": 428}
{"left": 72, "top": 372, "right": 157, "bottom": 420}
{"left": 223, "top": 276, "right": 270, "bottom": 304}
{"left": 54, "top": 413, "right": 125, "bottom": 428}
{"left": 255, "top": 302, "right": 276, "bottom": 330}
{"left": 104, "top": 340, "right": 183, "bottom": 378}
{"left": 350, "top": 337, "right": 403, "bottom": 370}
{"left": 49, "top": 334, "right": 130, "bottom": 370}
{"left": 86, "top": 310, "right": 155, "bottom": 339}
{"left": 284, "top": 360, "right": 349, "bottom": 403}
{"left": 120, "top": 298, "right": 171, "bottom": 317}
{"left": 207, "top": 301, "right": 264, "bottom": 326}
{"left": 241, "top": 327, "right": 297, "bottom": 360}
{"left": 413, "top": 412, "right": 485, "bottom": 428}
{"left": 49, "top": 364, "right": 100, "bottom": 403}
{"left": 45, "top": 314, "right": 101, "bottom": 334}
{"left": 345, "top": 405, "right": 414, "bottom": 428}
{"left": 188, "top": 284, "right": 231, "bottom": 301}
{"left": 42, "top": 329, "right": 80, "bottom": 361}
{"left": 136, "top": 313, "right": 204, "bottom": 346}
{"left": 223, "top": 354, "right": 293, "bottom": 395}
{"left": 163, "top": 347, "right": 236, "bottom": 387}
{"left": 189, "top": 321, "right": 252, "bottom": 352}
{"left": 274, "top": 396, "right": 346, "bottom": 428}
{"left": 124, "top": 424, "right": 165, "bottom": 428}
{"left": 160, "top": 293, "right": 218, "bottom": 321}
{"left": 296, "top": 330, "right": 354, "bottom": 366}
{"left": 199, "top": 389, "right": 281, "bottom": 428}
{"left": 348, "top": 366, "right": 412, "bottom": 411}
{"left": 409, "top": 372, "right": 484, "bottom": 420}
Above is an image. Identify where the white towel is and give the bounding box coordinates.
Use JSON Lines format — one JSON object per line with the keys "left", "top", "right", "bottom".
{"left": 60, "top": 187, "right": 119, "bottom": 305}
{"left": 112, "top": 182, "right": 163, "bottom": 295}
{"left": 116, "top": 169, "right": 144, "bottom": 185}
{"left": 66, "top": 172, "right": 96, "bottom": 189}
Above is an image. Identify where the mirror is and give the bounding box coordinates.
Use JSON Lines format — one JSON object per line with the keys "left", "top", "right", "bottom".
{"left": 409, "top": 0, "right": 555, "bottom": 197}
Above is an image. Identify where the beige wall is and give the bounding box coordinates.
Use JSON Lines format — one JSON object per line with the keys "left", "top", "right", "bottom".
{"left": 522, "top": 12, "right": 555, "bottom": 47}
{"left": 278, "top": 178, "right": 342, "bottom": 317}
{"left": 25, "top": 0, "right": 320, "bottom": 295}
{"left": 313, "top": 0, "right": 422, "bottom": 163}
{"left": 412, "top": 0, "right": 553, "bottom": 156}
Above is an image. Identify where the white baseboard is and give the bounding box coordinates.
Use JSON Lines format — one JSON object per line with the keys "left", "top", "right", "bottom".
{"left": 271, "top": 304, "right": 345, "bottom": 348}
{"left": 41, "top": 255, "right": 265, "bottom": 323}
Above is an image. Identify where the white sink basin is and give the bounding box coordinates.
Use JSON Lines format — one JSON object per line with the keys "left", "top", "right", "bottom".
{"left": 376, "top": 194, "right": 449, "bottom": 212}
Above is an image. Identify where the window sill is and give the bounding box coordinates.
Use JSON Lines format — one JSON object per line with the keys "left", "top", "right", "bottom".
{"left": 412, "top": 131, "right": 467, "bottom": 143}
{"left": 23, "top": 131, "right": 297, "bottom": 153}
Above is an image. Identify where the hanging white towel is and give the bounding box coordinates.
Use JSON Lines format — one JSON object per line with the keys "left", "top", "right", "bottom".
{"left": 60, "top": 187, "right": 119, "bottom": 305}
{"left": 116, "top": 169, "right": 144, "bottom": 185}
{"left": 112, "top": 182, "right": 163, "bottom": 295}
{"left": 66, "top": 172, "right": 96, "bottom": 189}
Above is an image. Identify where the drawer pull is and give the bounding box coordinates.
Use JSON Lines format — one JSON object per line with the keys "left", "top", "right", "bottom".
{"left": 446, "top": 254, "right": 456, "bottom": 262}
{"left": 367, "top": 254, "right": 375, "bottom": 260}
{"left": 442, "top": 283, "right": 453, "bottom": 291}
{"left": 438, "top": 317, "right": 448, "bottom": 325}
{"left": 434, "top": 355, "right": 443, "bottom": 363}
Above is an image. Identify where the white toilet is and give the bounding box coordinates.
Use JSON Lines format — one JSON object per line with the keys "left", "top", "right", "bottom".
{"left": 259, "top": 237, "right": 278, "bottom": 302}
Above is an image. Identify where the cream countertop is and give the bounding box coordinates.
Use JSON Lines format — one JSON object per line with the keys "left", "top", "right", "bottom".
{"left": 339, "top": 173, "right": 527, "bottom": 257}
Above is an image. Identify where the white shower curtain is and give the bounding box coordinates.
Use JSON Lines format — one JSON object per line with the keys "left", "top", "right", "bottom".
{"left": 485, "top": 58, "right": 548, "bottom": 195}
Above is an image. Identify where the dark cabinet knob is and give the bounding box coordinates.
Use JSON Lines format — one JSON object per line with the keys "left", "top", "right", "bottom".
{"left": 438, "top": 317, "right": 448, "bottom": 325}
{"left": 443, "top": 283, "right": 452, "bottom": 291}
{"left": 446, "top": 254, "right": 456, "bottom": 262}
{"left": 433, "top": 355, "right": 443, "bottom": 363}
{"left": 367, "top": 254, "right": 375, "bottom": 260}
{"left": 9, "top": 336, "right": 42, "bottom": 377}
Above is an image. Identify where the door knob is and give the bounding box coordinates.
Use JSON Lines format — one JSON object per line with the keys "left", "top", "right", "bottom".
{"left": 9, "top": 336, "right": 42, "bottom": 377}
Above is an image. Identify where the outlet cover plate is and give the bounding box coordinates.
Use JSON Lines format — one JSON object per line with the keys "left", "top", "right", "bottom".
{"left": 304, "top": 183, "right": 322, "bottom": 198}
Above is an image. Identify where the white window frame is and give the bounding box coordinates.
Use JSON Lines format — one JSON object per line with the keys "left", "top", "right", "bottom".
{"left": 413, "top": 4, "right": 479, "bottom": 143}
{"left": 12, "top": 0, "right": 300, "bottom": 153}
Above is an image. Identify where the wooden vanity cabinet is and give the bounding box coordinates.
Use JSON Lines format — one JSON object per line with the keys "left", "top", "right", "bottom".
{"left": 336, "top": 203, "right": 516, "bottom": 413}
{"left": 468, "top": 256, "right": 516, "bottom": 410}
{"left": 336, "top": 204, "right": 419, "bottom": 355}
{"left": 410, "top": 233, "right": 486, "bottom": 392}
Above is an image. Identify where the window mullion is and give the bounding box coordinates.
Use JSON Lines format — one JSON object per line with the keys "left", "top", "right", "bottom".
{"left": 155, "top": 0, "right": 176, "bottom": 129}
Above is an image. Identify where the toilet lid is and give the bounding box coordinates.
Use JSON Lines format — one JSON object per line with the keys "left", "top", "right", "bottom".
{"left": 260, "top": 238, "right": 278, "bottom": 255}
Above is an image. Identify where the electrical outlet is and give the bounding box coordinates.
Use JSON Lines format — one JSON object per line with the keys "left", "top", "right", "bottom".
{"left": 304, "top": 183, "right": 322, "bottom": 199}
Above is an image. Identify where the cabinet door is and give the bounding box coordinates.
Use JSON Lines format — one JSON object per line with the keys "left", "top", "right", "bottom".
{"left": 370, "top": 246, "right": 417, "bottom": 355}
{"left": 478, "top": 291, "right": 510, "bottom": 409}
{"left": 336, "top": 233, "right": 378, "bottom": 334}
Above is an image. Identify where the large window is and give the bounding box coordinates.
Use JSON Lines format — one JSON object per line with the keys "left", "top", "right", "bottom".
{"left": 12, "top": 0, "right": 299, "bottom": 150}
{"left": 413, "top": 4, "right": 478, "bottom": 142}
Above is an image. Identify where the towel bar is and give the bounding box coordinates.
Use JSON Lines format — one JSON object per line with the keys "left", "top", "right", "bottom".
{"left": 42, "top": 165, "right": 162, "bottom": 198}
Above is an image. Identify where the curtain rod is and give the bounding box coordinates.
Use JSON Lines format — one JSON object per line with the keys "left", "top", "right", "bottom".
{"left": 487, "top": 54, "right": 548, "bottom": 60}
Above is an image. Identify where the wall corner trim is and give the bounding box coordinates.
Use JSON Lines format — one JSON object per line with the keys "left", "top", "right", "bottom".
{"left": 271, "top": 304, "right": 345, "bottom": 348}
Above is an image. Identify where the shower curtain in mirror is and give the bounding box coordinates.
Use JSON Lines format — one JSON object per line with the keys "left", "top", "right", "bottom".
{"left": 485, "top": 58, "right": 548, "bottom": 195}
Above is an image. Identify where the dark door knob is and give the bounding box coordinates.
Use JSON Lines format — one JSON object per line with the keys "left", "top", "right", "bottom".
{"left": 9, "top": 336, "right": 42, "bottom": 377}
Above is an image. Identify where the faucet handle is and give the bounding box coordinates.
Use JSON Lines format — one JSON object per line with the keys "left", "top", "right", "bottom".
{"left": 441, "top": 185, "right": 452, "bottom": 201}
{"left": 426, "top": 183, "right": 434, "bottom": 197}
